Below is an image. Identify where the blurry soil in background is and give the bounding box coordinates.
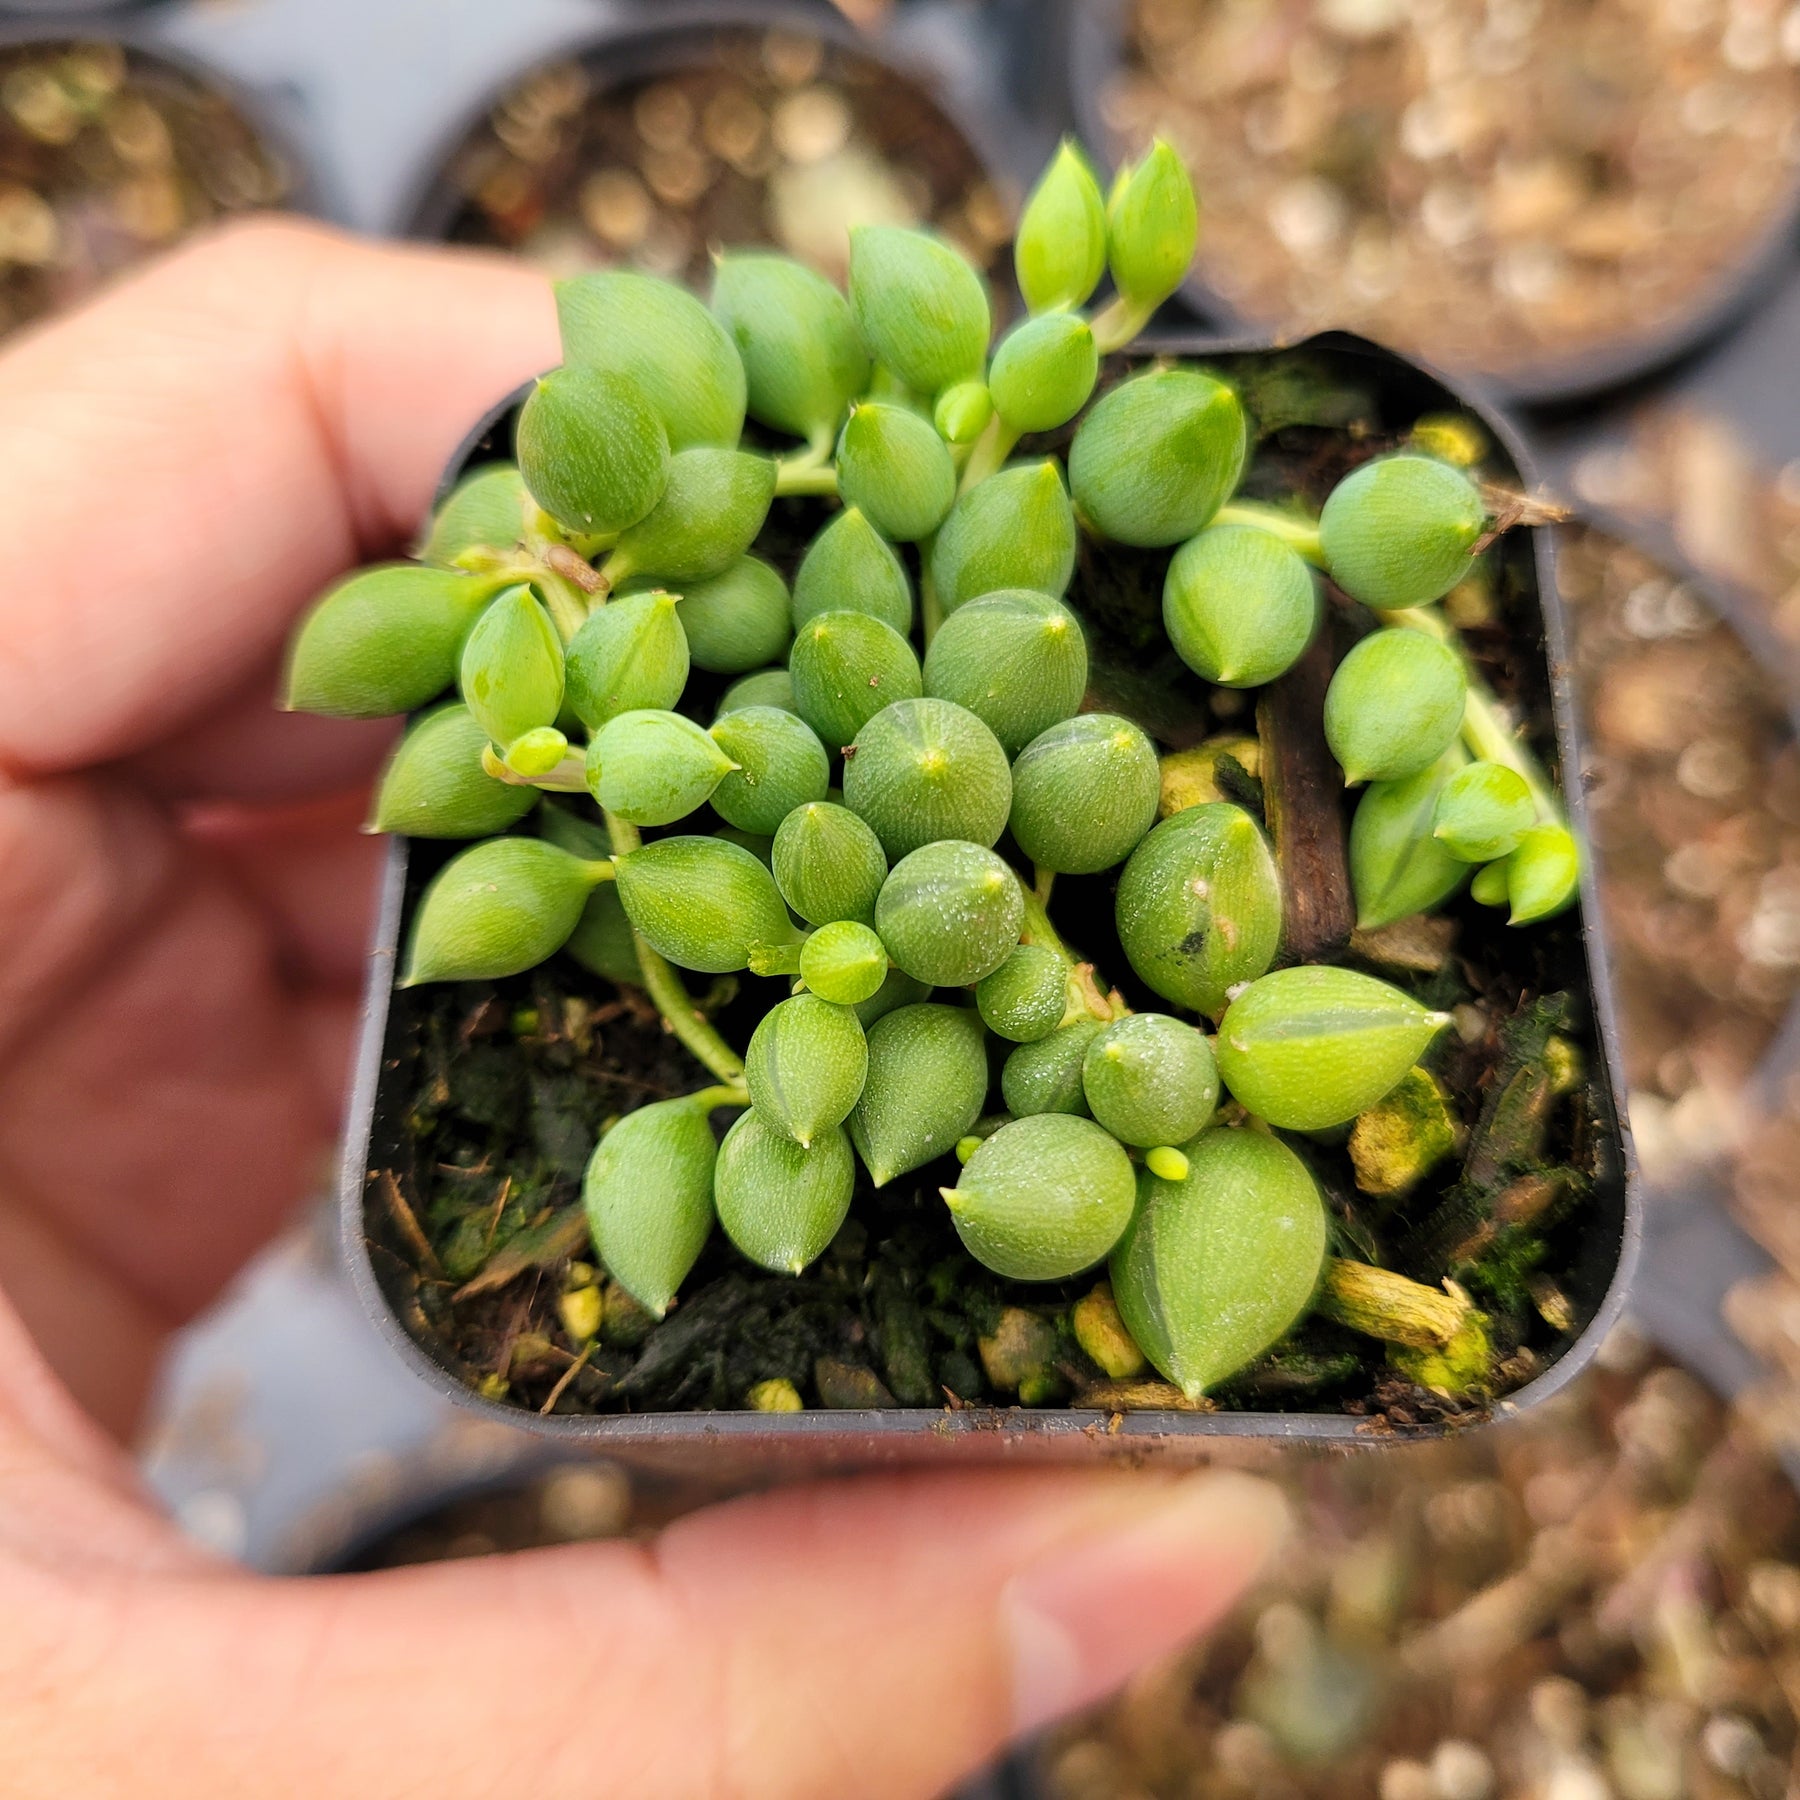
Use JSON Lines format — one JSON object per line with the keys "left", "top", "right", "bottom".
{"left": 0, "top": 38, "right": 293, "bottom": 340}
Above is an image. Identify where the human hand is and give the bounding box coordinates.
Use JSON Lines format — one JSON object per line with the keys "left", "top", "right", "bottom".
{"left": 0, "top": 222, "right": 1288, "bottom": 1798}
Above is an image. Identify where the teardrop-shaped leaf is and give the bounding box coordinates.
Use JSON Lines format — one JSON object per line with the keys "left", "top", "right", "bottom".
{"left": 842, "top": 697, "right": 1012, "bottom": 860}
{"left": 586, "top": 709, "right": 737, "bottom": 827}
{"left": 709, "top": 706, "right": 830, "bottom": 835}
{"left": 1349, "top": 751, "right": 1471, "bottom": 931}
{"left": 792, "top": 505, "right": 913, "bottom": 635}
{"left": 564, "top": 588, "right": 690, "bottom": 730}
{"left": 610, "top": 448, "right": 777, "bottom": 586}
{"left": 875, "top": 840, "right": 1025, "bottom": 989}
{"left": 403, "top": 836, "right": 602, "bottom": 985}
{"left": 922, "top": 588, "right": 1088, "bottom": 758}
{"left": 848, "top": 1003, "right": 988, "bottom": 1186}
{"left": 929, "top": 460, "right": 1077, "bottom": 614}
{"left": 746, "top": 993, "right": 869, "bottom": 1146}
{"left": 772, "top": 799, "right": 888, "bottom": 927}
{"left": 848, "top": 225, "right": 990, "bottom": 397}
{"left": 369, "top": 702, "right": 538, "bottom": 839}
{"left": 715, "top": 1110, "right": 855, "bottom": 1273}
{"left": 1001, "top": 1019, "right": 1105, "bottom": 1118}
{"left": 1082, "top": 1013, "right": 1219, "bottom": 1149}
{"left": 614, "top": 835, "right": 799, "bottom": 973}
{"left": 459, "top": 584, "right": 565, "bottom": 750}
{"left": 1010, "top": 713, "right": 1161, "bottom": 875}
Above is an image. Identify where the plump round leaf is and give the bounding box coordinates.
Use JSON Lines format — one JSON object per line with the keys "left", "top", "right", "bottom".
{"left": 715, "top": 1110, "right": 855, "bottom": 1274}
{"left": 1433, "top": 760, "right": 1535, "bottom": 863}
{"left": 1319, "top": 453, "right": 1486, "bottom": 611}
{"left": 772, "top": 799, "right": 889, "bottom": 927}
{"left": 1115, "top": 803, "right": 1282, "bottom": 1018}
{"left": 1163, "top": 522, "right": 1318, "bottom": 689}
{"left": 848, "top": 1003, "right": 988, "bottom": 1186}
{"left": 369, "top": 703, "right": 539, "bottom": 839}
{"left": 922, "top": 588, "right": 1088, "bottom": 758}
{"left": 1111, "top": 1126, "right": 1327, "bottom": 1399}
{"left": 843, "top": 697, "right": 1012, "bottom": 860}
{"left": 708, "top": 706, "right": 830, "bottom": 834}
{"left": 929, "top": 459, "right": 1077, "bottom": 614}
{"left": 614, "top": 835, "right": 799, "bottom": 973}
{"left": 789, "top": 609, "right": 923, "bottom": 754}
{"left": 746, "top": 993, "right": 869, "bottom": 1147}
{"left": 421, "top": 463, "right": 528, "bottom": 567}
{"left": 458, "top": 584, "right": 565, "bottom": 750}
{"left": 564, "top": 589, "right": 690, "bottom": 730}
{"left": 800, "top": 920, "right": 889, "bottom": 1006}
{"left": 1001, "top": 1019, "right": 1105, "bottom": 1118}
{"left": 848, "top": 225, "right": 990, "bottom": 396}
{"left": 989, "top": 312, "right": 1099, "bottom": 434}
{"left": 1010, "top": 713, "right": 1160, "bottom": 875}
{"left": 1324, "top": 628, "right": 1468, "bottom": 785}
{"left": 836, "top": 402, "right": 957, "bottom": 543}
{"left": 584, "top": 1095, "right": 718, "bottom": 1318}
{"left": 610, "top": 448, "right": 778, "bottom": 586}
{"left": 1349, "top": 753, "right": 1472, "bottom": 931}
{"left": 716, "top": 666, "right": 796, "bottom": 718}
{"left": 586, "top": 709, "right": 737, "bottom": 827}
{"left": 875, "top": 840, "right": 1025, "bottom": 988}
{"left": 516, "top": 366, "right": 670, "bottom": 536}
{"left": 1215, "top": 966, "right": 1452, "bottom": 1131}
{"left": 403, "top": 837, "right": 600, "bottom": 985}
{"left": 1082, "top": 1013, "right": 1219, "bottom": 1148}
{"left": 976, "top": 944, "right": 1068, "bottom": 1043}
{"left": 944, "top": 1114, "right": 1136, "bottom": 1282}
{"left": 1069, "top": 368, "right": 1246, "bottom": 548}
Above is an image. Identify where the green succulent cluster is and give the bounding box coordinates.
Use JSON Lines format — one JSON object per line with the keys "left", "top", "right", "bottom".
{"left": 282, "top": 136, "right": 1581, "bottom": 1405}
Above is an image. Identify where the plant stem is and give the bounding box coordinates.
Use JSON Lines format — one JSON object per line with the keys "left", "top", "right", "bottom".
{"left": 956, "top": 414, "right": 1021, "bottom": 496}
{"left": 1213, "top": 501, "right": 1327, "bottom": 567}
{"left": 773, "top": 461, "right": 840, "bottom": 499}
{"left": 603, "top": 811, "right": 747, "bottom": 1085}
{"left": 687, "top": 1082, "right": 750, "bottom": 1113}
{"left": 1090, "top": 293, "right": 1157, "bottom": 355}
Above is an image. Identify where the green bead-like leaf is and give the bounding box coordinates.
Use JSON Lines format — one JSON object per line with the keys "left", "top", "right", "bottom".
{"left": 420, "top": 463, "right": 527, "bottom": 567}
{"left": 458, "top": 584, "right": 565, "bottom": 750}
{"left": 989, "top": 312, "right": 1099, "bottom": 435}
{"left": 929, "top": 459, "right": 1077, "bottom": 614}
{"left": 1505, "top": 823, "right": 1579, "bottom": 925}
{"left": 1433, "top": 761, "right": 1534, "bottom": 863}
{"left": 943, "top": 1114, "right": 1135, "bottom": 1282}
{"left": 1111, "top": 1126, "right": 1328, "bottom": 1400}
{"left": 1319, "top": 453, "right": 1487, "bottom": 610}
{"left": 746, "top": 993, "right": 869, "bottom": 1146}
{"left": 1324, "top": 628, "right": 1468, "bottom": 785}
{"left": 710, "top": 251, "right": 869, "bottom": 445}
{"left": 851, "top": 965, "right": 933, "bottom": 1030}
{"left": 922, "top": 588, "right": 1088, "bottom": 757}
{"left": 1069, "top": 368, "right": 1246, "bottom": 548}
{"left": 402, "top": 837, "right": 601, "bottom": 985}
{"left": 1215, "top": 966, "right": 1452, "bottom": 1131}
{"left": 875, "top": 840, "right": 1025, "bottom": 988}
{"left": 976, "top": 944, "right": 1068, "bottom": 1043}
{"left": 789, "top": 609, "right": 923, "bottom": 753}
{"left": 715, "top": 1110, "right": 855, "bottom": 1274}
{"left": 516, "top": 366, "right": 670, "bottom": 537}
{"left": 555, "top": 268, "right": 747, "bottom": 449}
{"left": 1016, "top": 138, "right": 1107, "bottom": 315}
{"left": 584, "top": 1095, "right": 718, "bottom": 1318}
{"left": 1010, "top": 713, "right": 1161, "bottom": 875}
{"left": 1115, "top": 803, "right": 1282, "bottom": 1018}
{"left": 368, "top": 703, "right": 538, "bottom": 839}
{"left": 843, "top": 697, "right": 1012, "bottom": 860}
{"left": 709, "top": 705, "right": 830, "bottom": 833}
{"left": 614, "top": 835, "right": 799, "bottom": 974}
{"left": 1105, "top": 138, "right": 1199, "bottom": 311}
{"left": 283, "top": 564, "right": 496, "bottom": 719}
{"left": 799, "top": 920, "right": 888, "bottom": 1006}
{"left": 1082, "top": 1013, "right": 1219, "bottom": 1148}
{"left": 610, "top": 448, "right": 778, "bottom": 586}
{"left": 792, "top": 505, "right": 913, "bottom": 635}
{"left": 564, "top": 589, "right": 690, "bottom": 730}
{"left": 849, "top": 224, "right": 990, "bottom": 397}
{"left": 504, "top": 727, "right": 569, "bottom": 777}
{"left": 1163, "top": 522, "right": 1319, "bottom": 689}
{"left": 935, "top": 379, "right": 993, "bottom": 446}
{"left": 664, "top": 556, "right": 792, "bottom": 675}
{"left": 773, "top": 799, "right": 889, "bottom": 927}
{"left": 836, "top": 402, "right": 957, "bottom": 543}
{"left": 1471, "top": 859, "right": 1511, "bottom": 907}
{"left": 716, "top": 666, "right": 797, "bottom": 719}
{"left": 1349, "top": 753, "right": 1472, "bottom": 931}
{"left": 586, "top": 709, "right": 737, "bottom": 827}
{"left": 849, "top": 1003, "right": 988, "bottom": 1186}
{"left": 1002, "top": 1019, "right": 1105, "bottom": 1118}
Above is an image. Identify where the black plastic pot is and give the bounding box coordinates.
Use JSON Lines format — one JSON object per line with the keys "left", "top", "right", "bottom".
{"left": 1066, "top": 0, "right": 1800, "bottom": 411}
{"left": 335, "top": 327, "right": 1641, "bottom": 1474}
{"left": 391, "top": 0, "right": 1028, "bottom": 267}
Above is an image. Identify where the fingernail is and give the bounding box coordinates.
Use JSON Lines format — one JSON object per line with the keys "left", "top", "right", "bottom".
{"left": 1000, "top": 1470, "right": 1290, "bottom": 1737}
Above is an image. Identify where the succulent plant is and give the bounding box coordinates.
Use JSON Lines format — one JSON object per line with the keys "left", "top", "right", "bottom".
{"left": 283, "top": 130, "right": 1580, "bottom": 1359}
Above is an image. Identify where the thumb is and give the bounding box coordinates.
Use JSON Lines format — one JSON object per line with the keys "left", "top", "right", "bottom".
{"left": 95, "top": 1466, "right": 1288, "bottom": 1800}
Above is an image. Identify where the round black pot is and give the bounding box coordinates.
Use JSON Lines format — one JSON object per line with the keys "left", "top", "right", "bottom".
{"left": 1066, "top": 0, "right": 1800, "bottom": 411}
{"left": 389, "top": 0, "right": 1028, "bottom": 258}
{"left": 335, "top": 327, "right": 1641, "bottom": 1478}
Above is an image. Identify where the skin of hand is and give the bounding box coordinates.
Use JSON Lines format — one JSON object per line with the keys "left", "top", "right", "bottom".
{"left": 0, "top": 221, "right": 1290, "bottom": 1800}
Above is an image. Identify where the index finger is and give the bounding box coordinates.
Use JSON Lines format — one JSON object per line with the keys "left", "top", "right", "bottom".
{"left": 0, "top": 219, "right": 559, "bottom": 778}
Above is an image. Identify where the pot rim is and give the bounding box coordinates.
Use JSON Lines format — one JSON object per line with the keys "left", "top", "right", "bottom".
{"left": 337, "top": 325, "right": 1643, "bottom": 1453}
{"left": 1065, "top": 0, "right": 1800, "bottom": 410}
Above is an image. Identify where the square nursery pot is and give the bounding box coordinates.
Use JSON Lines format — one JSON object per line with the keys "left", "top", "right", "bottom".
{"left": 339, "top": 331, "right": 1642, "bottom": 1482}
